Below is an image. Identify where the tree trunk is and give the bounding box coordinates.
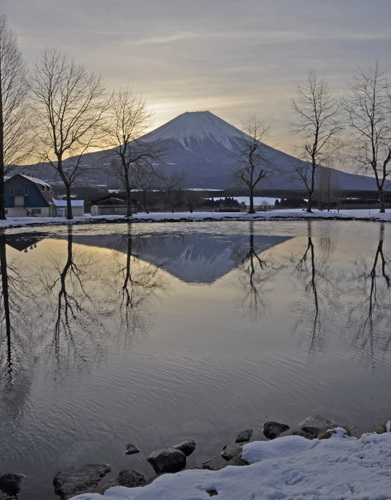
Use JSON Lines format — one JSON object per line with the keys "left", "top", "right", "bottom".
{"left": 124, "top": 169, "right": 132, "bottom": 217}
{"left": 65, "top": 182, "right": 73, "bottom": 220}
{"left": 0, "top": 79, "right": 5, "bottom": 220}
{"left": 379, "top": 186, "right": 385, "bottom": 213}
{"left": 307, "top": 191, "right": 313, "bottom": 213}
{"left": 142, "top": 189, "right": 149, "bottom": 214}
{"left": 248, "top": 189, "right": 255, "bottom": 214}
{"left": 126, "top": 193, "right": 132, "bottom": 217}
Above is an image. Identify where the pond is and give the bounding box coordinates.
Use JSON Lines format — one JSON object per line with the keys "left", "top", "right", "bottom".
{"left": 1, "top": 220, "right": 391, "bottom": 499}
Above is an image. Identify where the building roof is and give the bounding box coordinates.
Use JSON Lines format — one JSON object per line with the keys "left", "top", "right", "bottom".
{"left": 53, "top": 199, "right": 84, "bottom": 207}
{"left": 92, "top": 196, "right": 127, "bottom": 206}
{"left": 18, "top": 174, "right": 52, "bottom": 190}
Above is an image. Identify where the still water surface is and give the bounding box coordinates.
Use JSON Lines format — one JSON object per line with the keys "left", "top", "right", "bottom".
{"left": 1, "top": 220, "right": 391, "bottom": 499}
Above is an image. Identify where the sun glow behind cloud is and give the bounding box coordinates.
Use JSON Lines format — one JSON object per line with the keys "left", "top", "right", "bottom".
{"left": 2, "top": 0, "right": 391, "bottom": 160}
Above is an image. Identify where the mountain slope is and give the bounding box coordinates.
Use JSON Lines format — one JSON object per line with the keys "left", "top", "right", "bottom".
{"left": 142, "top": 111, "right": 377, "bottom": 190}
{"left": 20, "top": 110, "right": 378, "bottom": 191}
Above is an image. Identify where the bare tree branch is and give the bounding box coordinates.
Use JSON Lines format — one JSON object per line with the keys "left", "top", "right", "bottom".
{"left": 290, "top": 69, "right": 342, "bottom": 212}
{"left": 0, "top": 13, "right": 29, "bottom": 219}
{"left": 232, "top": 113, "right": 274, "bottom": 214}
{"left": 345, "top": 61, "right": 391, "bottom": 213}
{"left": 29, "top": 48, "right": 106, "bottom": 219}
{"left": 103, "top": 87, "right": 164, "bottom": 216}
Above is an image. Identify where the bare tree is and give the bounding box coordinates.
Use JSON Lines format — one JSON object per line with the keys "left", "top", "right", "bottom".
{"left": 233, "top": 114, "right": 273, "bottom": 214}
{"left": 345, "top": 62, "right": 391, "bottom": 213}
{"left": 315, "top": 166, "right": 339, "bottom": 211}
{"left": 155, "top": 168, "right": 186, "bottom": 213}
{"left": 104, "top": 88, "right": 163, "bottom": 216}
{"left": 134, "top": 160, "right": 156, "bottom": 214}
{"left": 30, "top": 48, "right": 106, "bottom": 219}
{"left": 291, "top": 70, "right": 342, "bottom": 213}
{"left": 0, "top": 14, "right": 29, "bottom": 219}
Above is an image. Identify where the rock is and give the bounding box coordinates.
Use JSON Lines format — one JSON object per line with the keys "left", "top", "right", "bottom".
{"left": 116, "top": 469, "right": 146, "bottom": 487}
{"left": 235, "top": 429, "right": 253, "bottom": 443}
{"left": 299, "top": 415, "right": 332, "bottom": 433}
{"left": 207, "top": 489, "right": 218, "bottom": 496}
{"left": 377, "top": 420, "right": 391, "bottom": 434}
{"left": 0, "top": 473, "right": 26, "bottom": 496}
{"left": 147, "top": 448, "right": 186, "bottom": 474}
{"left": 299, "top": 426, "right": 321, "bottom": 438}
{"left": 173, "top": 439, "right": 196, "bottom": 457}
{"left": 317, "top": 429, "right": 333, "bottom": 440}
{"left": 53, "top": 463, "right": 111, "bottom": 497}
{"left": 263, "top": 421, "right": 290, "bottom": 440}
{"left": 318, "top": 426, "right": 352, "bottom": 440}
{"left": 220, "top": 445, "right": 241, "bottom": 462}
{"left": 291, "top": 429, "right": 318, "bottom": 440}
{"left": 125, "top": 443, "right": 140, "bottom": 455}
{"left": 201, "top": 455, "right": 227, "bottom": 471}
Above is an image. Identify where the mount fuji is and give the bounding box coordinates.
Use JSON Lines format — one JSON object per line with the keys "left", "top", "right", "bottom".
{"left": 140, "top": 110, "right": 376, "bottom": 190}
{"left": 21, "top": 110, "right": 377, "bottom": 191}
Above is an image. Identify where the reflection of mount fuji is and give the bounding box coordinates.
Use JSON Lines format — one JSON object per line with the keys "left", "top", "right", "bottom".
{"left": 69, "top": 232, "right": 291, "bottom": 283}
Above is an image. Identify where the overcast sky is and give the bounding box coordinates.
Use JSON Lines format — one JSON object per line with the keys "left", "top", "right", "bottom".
{"left": 3, "top": 0, "right": 391, "bottom": 155}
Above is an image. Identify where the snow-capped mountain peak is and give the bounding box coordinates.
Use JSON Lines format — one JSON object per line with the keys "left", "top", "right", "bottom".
{"left": 143, "top": 111, "right": 243, "bottom": 151}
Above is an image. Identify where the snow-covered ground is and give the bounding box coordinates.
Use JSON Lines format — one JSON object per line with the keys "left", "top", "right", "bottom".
{"left": 1, "top": 208, "right": 391, "bottom": 229}
{"left": 71, "top": 428, "right": 391, "bottom": 500}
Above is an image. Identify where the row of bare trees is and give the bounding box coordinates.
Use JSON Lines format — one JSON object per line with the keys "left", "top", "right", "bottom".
{"left": 237, "top": 63, "right": 391, "bottom": 214}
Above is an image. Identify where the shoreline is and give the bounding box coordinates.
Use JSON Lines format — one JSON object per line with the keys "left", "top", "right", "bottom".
{"left": 1, "top": 208, "right": 391, "bottom": 230}
{"left": 65, "top": 417, "right": 391, "bottom": 500}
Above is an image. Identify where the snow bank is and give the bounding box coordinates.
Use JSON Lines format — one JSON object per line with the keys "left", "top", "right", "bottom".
{"left": 1, "top": 208, "right": 391, "bottom": 229}
{"left": 71, "top": 428, "right": 391, "bottom": 500}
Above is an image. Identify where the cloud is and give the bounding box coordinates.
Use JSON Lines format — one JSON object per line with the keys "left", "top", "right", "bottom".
{"left": 2, "top": 0, "right": 391, "bottom": 155}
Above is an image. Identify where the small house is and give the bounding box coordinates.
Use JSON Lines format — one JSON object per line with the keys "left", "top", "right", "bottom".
{"left": 53, "top": 199, "right": 85, "bottom": 217}
{"left": 4, "top": 174, "right": 85, "bottom": 218}
{"left": 5, "top": 174, "right": 57, "bottom": 217}
{"left": 90, "top": 195, "right": 137, "bottom": 216}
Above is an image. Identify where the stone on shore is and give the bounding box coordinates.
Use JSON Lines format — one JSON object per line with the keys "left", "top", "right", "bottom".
{"left": 299, "top": 415, "right": 335, "bottom": 438}
{"left": 125, "top": 443, "right": 140, "bottom": 455}
{"left": 147, "top": 448, "right": 186, "bottom": 474}
{"left": 172, "top": 439, "right": 197, "bottom": 457}
{"left": 235, "top": 429, "right": 253, "bottom": 443}
{"left": 263, "top": 421, "right": 290, "bottom": 440}
{"left": 53, "top": 463, "right": 111, "bottom": 498}
{"left": 0, "top": 473, "right": 26, "bottom": 496}
{"left": 220, "top": 445, "right": 242, "bottom": 461}
{"left": 116, "top": 469, "right": 146, "bottom": 487}
{"left": 202, "top": 455, "right": 228, "bottom": 471}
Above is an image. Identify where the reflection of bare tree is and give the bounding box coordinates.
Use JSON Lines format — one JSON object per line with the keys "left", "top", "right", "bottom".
{"left": 367, "top": 223, "right": 390, "bottom": 315}
{"left": 0, "top": 231, "right": 12, "bottom": 381}
{"left": 0, "top": 232, "right": 37, "bottom": 434}
{"left": 235, "top": 222, "right": 279, "bottom": 318}
{"left": 351, "top": 223, "right": 391, "bottom": 362}
{"left": 41, "top": 226, "right": 99, "bottom": 364}
{"left": 105, "top": 223, "right": 166, "bottom": 337}
{"left": 293, "top": 222, "right": 335, "bottom": 354}
{"left": 296, "top": 233, "right": 319, "bottom": 342}
{"left": 0, "top": 231, "right": 33, "bottom": 383}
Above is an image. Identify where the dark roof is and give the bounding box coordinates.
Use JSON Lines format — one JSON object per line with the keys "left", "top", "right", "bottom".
{"left": 6, "top": 233, "right": 47, "bottom": 252}
{"left": 92, "top": 195, "right": 127, "bottom": 205}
